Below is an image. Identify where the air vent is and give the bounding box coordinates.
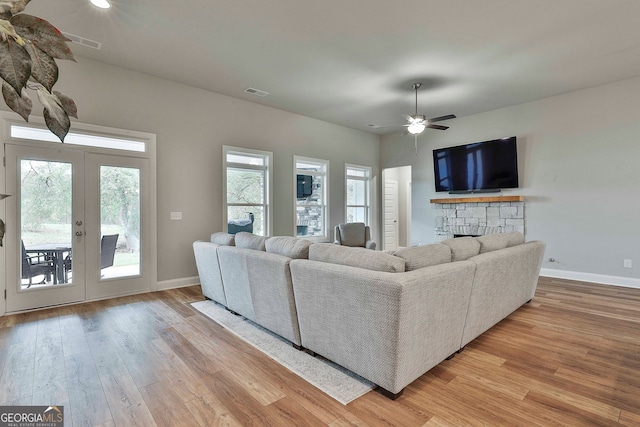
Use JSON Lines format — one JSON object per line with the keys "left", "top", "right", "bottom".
{"left": 62, "top": 32, "right": 102, "bottom": 50}
{"left": 244, "top": 87, "right": 269, "bottom": 97}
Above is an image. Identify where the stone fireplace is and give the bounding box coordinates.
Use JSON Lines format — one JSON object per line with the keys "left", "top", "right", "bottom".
{"left": 430, "top": 196, "right": 525, "bottom": 241}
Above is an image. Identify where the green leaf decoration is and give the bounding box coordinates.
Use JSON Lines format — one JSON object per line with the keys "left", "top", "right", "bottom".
{"left": 11, "top": 14, "right": 75, "bottom": 61}
{"left": 25, "top": 42, "right": 56, "bottom": 91}
{"left": 2, "top": 79, "right": 31, "bottom": 121}
{"left": 53, "top": 90, "right": 77, "bottom": 119}
{"left": 37, "top": 86, "right": 69, "bottom": 142}
{"left": 0, "top": 37, "right": 30, "bottom": 95}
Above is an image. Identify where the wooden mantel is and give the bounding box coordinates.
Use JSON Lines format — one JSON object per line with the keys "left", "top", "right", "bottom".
{"left": 430, "top": 195, "right": 524, "bottom": 204}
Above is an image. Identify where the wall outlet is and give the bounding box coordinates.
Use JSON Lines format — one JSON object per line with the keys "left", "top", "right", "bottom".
{"left": 624, "top": 259, "right": 632, "bottom": 268}
{"left": 170, "top": 211, "right": 182, "bottom": 220}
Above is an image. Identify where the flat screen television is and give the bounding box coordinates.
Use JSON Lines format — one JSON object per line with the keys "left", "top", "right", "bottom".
{"left": 296, "top": 174, "right": 313, "bottom": 198}
{"left": 433, "top": 136, "right": 518, "bottom": 193}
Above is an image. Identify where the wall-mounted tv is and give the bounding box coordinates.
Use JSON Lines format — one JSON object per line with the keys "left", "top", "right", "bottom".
{"left": 433, "top": 136, "right": 518, "bottom": 193}
{"left": 296, "top": 174, "right": 313, "bottom": 198}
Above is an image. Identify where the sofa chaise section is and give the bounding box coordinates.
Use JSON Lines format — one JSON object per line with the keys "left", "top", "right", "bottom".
{"left": 217, "top": 233, "right": 309, "bottom": 347}
{"left": 192, "top": 232, "right": 235, "bottom": 306}
{"left": 290, "top": 244, "right": 476, "bottom": 398}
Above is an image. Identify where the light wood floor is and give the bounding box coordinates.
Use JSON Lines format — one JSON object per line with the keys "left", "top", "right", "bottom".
{"left": 1, "top": 276, "right": 639, "bottom": 426}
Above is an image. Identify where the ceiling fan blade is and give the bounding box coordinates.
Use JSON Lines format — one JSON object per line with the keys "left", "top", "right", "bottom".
{"left": 429, "top": 114, "right": 456, "bottom": 123}
{"left": 427, "top": 124, "right": 449, "bottom": 131}
{"left": 402, "top": 115, "right": 415, "bottom": 123}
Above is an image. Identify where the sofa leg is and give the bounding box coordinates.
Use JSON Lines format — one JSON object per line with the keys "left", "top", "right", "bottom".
{"left": 377, "top": 386, "right": 404, "bottom": 400}
{"left": 304, "top": 349, "right": 316, "bottom": 357}
{"left": 457, "top": 346, "right": 465, "bottom": 354}
{"left": 292, "top": 343, "right": 304, "bottom": 351}
{"left": 446, "top": 352, "right": 456, "bottom": 360}
{"left": 226, "top": 308, "right": 240, "bottom": 316}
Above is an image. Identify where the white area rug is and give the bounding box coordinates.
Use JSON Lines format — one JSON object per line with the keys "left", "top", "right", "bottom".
{"left": 192, "top": 300, "right": 374, "bottom": 404}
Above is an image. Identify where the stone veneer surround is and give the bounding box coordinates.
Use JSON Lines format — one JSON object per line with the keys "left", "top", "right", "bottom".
{"left": 433, "top": 199, "right": 525, "bottom": 241}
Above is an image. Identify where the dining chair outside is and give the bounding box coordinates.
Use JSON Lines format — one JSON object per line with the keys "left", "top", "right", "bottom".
{"left": 21, "top": 240, "right": 54, "bottom": 288}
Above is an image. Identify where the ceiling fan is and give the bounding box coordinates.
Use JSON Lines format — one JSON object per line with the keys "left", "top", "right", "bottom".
{"left": 383, "top": 82, "right": 456, "bottom": 154}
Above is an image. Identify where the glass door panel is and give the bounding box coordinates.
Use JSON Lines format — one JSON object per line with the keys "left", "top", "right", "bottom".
{"left": 5, "top": 144, "right": 85, "bottom": 312}
{"left": 100, "top": 165, "right": 140, "bottom": 278}
{"left": 20, "top": 159, "right": 73, "bottom": 288}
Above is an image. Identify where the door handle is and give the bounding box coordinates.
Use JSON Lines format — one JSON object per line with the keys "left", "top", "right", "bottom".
{"left": 75, "top": 231, "right": 83, "bottom": 237}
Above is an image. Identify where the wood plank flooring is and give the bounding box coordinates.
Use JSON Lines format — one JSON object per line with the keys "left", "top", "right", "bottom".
{"left": 1, "top": 276, "right": 639, "bottom": 426}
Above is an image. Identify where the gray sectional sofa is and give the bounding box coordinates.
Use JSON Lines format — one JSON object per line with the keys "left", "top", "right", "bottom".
{"left": 193, "top": 231, "right": 545, "bottom": 399}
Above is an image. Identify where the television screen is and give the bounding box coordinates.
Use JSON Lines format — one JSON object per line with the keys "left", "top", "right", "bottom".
{"left": 433, "top": 136, "right": 518, "bottom": 192}
{"left": 296, "top": 174, "right": 313, "bottom": 198}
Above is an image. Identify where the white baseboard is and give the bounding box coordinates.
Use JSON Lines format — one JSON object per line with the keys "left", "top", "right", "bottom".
{"left": 540, "top": 268, "right": 640, "bottom": 290}
{"left": 157, "top": 276, "right": 200, "bottom": 291}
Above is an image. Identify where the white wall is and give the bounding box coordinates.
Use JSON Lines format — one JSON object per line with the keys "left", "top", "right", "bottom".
{"left": 2, "top": 58, "right": 380, "bottom": 283}
{"left": 381, "top": 76, "right": 640, "bottom": 286}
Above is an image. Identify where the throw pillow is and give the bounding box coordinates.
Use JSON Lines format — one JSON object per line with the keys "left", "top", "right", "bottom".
{"left": 265, "top": 236, "right": 311, "bottom": 259}
{"left": 234, "top": 232, "right": 268, "bottom": 251}
{"left": 441, "top": 237, "right": 481, "bottom": 261}
{"left": 394, "top": 244, "right": 452, "bottom": 271}
{"left": 210, "top": 232, "right": 235, "bottom": 246}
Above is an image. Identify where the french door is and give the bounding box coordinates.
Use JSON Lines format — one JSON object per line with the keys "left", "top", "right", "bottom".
{"left": 4, "top": 143, "right": 153, "bottom": 312}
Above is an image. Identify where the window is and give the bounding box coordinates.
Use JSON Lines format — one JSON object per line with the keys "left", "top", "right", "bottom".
{"left": 223, "top": 146, "right": 272, "bottom": 236}
{"left": 294, "top": 156, "right": 329, "bottom": 239}
{"left": 346, "top": 164, "right": 371, "bottom": 225}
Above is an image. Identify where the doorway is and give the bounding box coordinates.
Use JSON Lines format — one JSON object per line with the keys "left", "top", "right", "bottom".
{"left": 2, "top": 118, "right": 156, "bottom": 313}
{"left": 382, "top": 166, "right": 412, "bottom": 251}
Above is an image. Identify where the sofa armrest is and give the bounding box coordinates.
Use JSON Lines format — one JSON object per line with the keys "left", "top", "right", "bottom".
{"left": 193, "top": 241, "right": 227, "bottom": 306}
{"left": 290, "top": 259, "right": 476, "bottom": 394}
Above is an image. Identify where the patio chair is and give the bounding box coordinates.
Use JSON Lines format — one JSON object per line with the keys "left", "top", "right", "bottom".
{"left": 101, "top": 234, "right": 119, "bottom": 269}
{"left": 228, "top": 212, "right": 254, "bottom": 234}
{"left": 21, "top": 240, "right": 54, "bottom": 288}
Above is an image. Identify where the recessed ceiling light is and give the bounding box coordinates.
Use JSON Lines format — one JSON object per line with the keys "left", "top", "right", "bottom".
{"left": 90, "top": 0, "right": 111, "bottom": 9}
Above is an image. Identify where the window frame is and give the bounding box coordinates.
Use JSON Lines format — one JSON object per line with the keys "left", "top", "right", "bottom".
{"left": 293, "top": 155, "right": 329, "bottom": 241}
{"left": 222, "top": 146, "right": 273, "bottom": 236}
{"left": 345, "top": 163, "right": 372, "bottom": 226}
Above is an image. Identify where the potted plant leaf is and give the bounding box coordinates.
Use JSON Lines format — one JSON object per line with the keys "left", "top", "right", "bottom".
{"left": 0, "top": 0, "right": 77, "bottom": 141}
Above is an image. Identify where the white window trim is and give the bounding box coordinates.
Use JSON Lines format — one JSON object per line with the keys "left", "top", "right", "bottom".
{"left": 294, "top": 155, "right": 329, "bottom": 241}
{"left": 222, "top": 145, "right": 273, "bottom": 236}
{"left": 345, "top": 163, "right": 372, "bottom": 226}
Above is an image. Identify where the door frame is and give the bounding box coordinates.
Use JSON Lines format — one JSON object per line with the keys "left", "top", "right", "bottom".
{"left": 0, "top": 112, "right": 157, "bottom": 314}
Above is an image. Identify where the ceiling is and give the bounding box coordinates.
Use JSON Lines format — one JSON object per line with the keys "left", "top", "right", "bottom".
{"left": 27, "top": 0, "right": 640, "bottom": 135}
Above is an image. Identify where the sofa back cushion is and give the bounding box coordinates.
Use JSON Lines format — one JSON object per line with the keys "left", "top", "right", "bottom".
{"left": 309, "top": 243, "right": 405, "bottom": 273}
{"left": 210, "top": 232, "right": 235, "bottom": 246}
{"left": 393, "top": 244, "right": 452, "bottom": 271}
{"left": 234, "top": 232, "right": 268, "bottom": 251}
{"left": 265, "top": 236, "right": 311, "bottom": 259}
{"left": 441, "top": 236, "right": 481, "bottom": 261}
{"left": 476, "top": 231, "right": 525, "bottom": 254}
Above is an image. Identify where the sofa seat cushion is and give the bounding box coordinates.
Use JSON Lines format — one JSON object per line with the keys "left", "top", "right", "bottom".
{"left": 265, "top": 236, "right": 311, "bottom": 259}
{"left": 235, "top": 232, "right": 268, "bottom": 251}
{"left": 476, "top": 231, "right": 525, "bottom": 254}
{"left": 441, "top": 236, "right": 481, "bottom": 261}
{"left": 210, "top": 232, "right": 235, "bottom": 246}
{"left": 394, "top": 244, "right": 452, "bottom": 271}
{"left": 309, "top": 243, "right": 405, "bottom": 272}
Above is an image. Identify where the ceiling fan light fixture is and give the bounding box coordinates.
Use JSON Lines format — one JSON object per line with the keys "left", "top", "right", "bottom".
{"left": 408, "top": 122, "right": 426, "bottom": 134}
{"left": 90, "top": 0, "right": 111, "bottom": 9}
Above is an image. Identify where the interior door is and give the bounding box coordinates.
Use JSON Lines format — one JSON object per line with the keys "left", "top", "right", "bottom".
{"left": 5, "top": 144, "right": 86, "bottom": 312}
{"left": 384, "top": 179, "right": 399, "bottom": 251}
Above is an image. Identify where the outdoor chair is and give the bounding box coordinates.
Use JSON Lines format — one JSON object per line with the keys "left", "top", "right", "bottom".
{"left": 101, "top": 234, "right": 119, "bottom": 269}
{"left": 21, "top": 240, "right": 54, "bottom": 288}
